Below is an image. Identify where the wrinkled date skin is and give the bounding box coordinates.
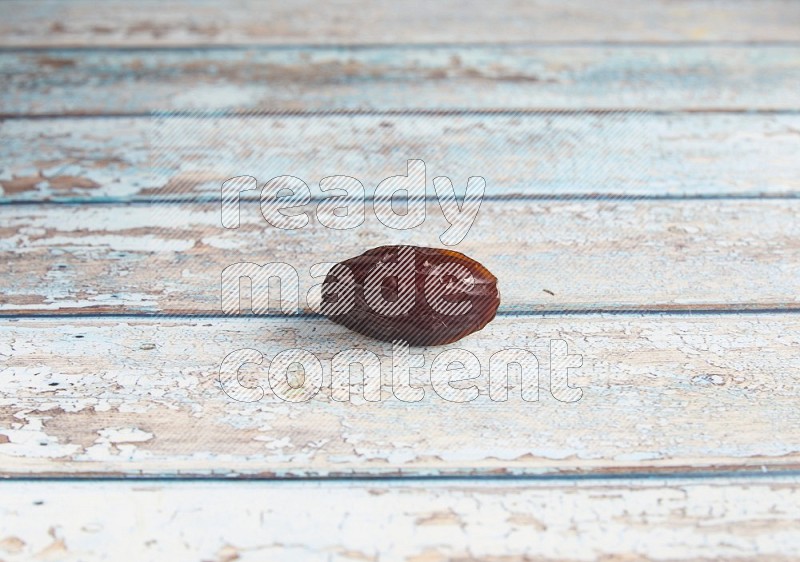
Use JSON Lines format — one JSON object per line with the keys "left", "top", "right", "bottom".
{"left": 321, "top": 245, "right": 500, "bottom": 346}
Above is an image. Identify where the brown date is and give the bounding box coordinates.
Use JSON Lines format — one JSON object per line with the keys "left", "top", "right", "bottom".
{"left": 321, "top": 245, "right": 500, "bottom": 346}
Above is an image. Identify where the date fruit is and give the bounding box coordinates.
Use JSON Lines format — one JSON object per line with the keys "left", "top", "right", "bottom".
{"left": 321, "top": 245, "right": 500, "bottom": 345}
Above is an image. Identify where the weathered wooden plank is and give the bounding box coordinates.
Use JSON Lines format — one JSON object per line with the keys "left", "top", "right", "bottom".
{"left": 1, "top": 314, "right": 799, "bottom": 476}
{"left": 2, "top": 113, "right": 800, "bottom": 203}
{"left": 2, "top": 200, "right": 798, "bottom": 315}
{"left": 2, "top": 478, "right": 800, "bottom": 560}
{"left": 2, "top": 47, "right": 800, "bottom": 114}
{"left": 2, "top": 0, "right": 799, "bottom": 46}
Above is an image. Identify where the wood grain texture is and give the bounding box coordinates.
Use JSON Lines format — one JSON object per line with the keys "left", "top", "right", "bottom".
{"left": 2, "top": 0, "right": 799, "bottom": 47}
{"left": 2, "top": 113, "right": 799, "bottom": 203}
{"left": 1, "top": 314, "right": 799, "bottom": 476}
{"left": 3, "top": 46, "right": 800, "bottom": 114}
{"left": 2, "top": 0, "right": 798, "bottom": 557}
{"left": 2, "top": 478, "right": 800, "bottom": 561}
{"left": 2, "top": 200, "right": 799, "bottom": 315}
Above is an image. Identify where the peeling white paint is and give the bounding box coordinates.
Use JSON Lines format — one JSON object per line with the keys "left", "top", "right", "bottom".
{"left": 2, "top": 478, "right": 800, "bottom": 561}
{"left": 1, "top": 315, "right": 800, "bottom": 476}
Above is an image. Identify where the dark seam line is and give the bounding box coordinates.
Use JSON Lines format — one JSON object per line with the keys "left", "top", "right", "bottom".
{"left": 1, "top": 469, "right": 800, "bottom": 483}
{"left": 1, "top": 308, "right": 799, "bottom": 321}
{"left": 2, "top": 109, "right": 800, "bottom": 120}
{"left": 3, "top": 193, "right": 800, "bottom": 206}
{"left": 1, "top": 40, "right": 799, "bottom": 53}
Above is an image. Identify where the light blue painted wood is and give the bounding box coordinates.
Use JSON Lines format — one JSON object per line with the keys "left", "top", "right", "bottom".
{"left": 2, "top": 113, "right": 799, "bottom": 203}
{"left": 1, "top": 199, "right": 798, "bottom": 315}
{"left": 1, "top": 46, "right": 799, "bottom": 114}
{"left": 2, "top": 315, "right": 800, "bottom": 478}
{"left": 3, "top": 0, "right": 800, "bottom": 47}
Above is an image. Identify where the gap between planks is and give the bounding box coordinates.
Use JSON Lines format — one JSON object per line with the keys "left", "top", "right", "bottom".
{"left": 4, "top": 40, "right": 800, "bottom": 51}
{"left": 4, "top": 307, "right": 800, "bottom": 321}
{"left": 6, "top": 194, "right": 800, "bottom": 207}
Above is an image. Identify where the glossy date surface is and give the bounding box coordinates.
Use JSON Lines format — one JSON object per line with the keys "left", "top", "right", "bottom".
{"left": 321, "top": 245, "right": 500, "bottom": 346}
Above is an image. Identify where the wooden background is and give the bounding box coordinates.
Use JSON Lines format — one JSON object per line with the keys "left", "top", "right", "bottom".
{"left": 2, "top": 1, "right": 800, "bottom": 559}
